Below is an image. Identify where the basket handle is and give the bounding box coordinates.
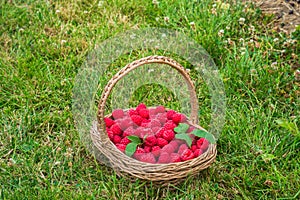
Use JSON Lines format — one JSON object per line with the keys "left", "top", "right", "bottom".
{"left": 97, "top": 55, "right": 199, "bottom": 132}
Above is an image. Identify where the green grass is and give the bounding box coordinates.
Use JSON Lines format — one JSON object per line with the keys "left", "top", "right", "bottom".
{"left": 1, "top": 0, "right": 299, "bottom": 199}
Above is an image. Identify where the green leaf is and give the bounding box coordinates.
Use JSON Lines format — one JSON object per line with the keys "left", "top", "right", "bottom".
{"left": 127, "top": 135, "right": 141, "bottom": 144}
{"left": 125, "top": 142, "right": 138, "bottom": 157}
{"left": 175, "top": 133, "right": 192, "bottom": 147}
{"left": 191, "top": 129, "right": 216, "bottom": 144}
{"left": 174, "top": 123, "right": 189, "bottom": 134}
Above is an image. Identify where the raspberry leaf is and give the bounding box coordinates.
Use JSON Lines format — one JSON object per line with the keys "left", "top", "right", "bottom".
{"left": 125, "top": 142, "right": 138, "bottom": 157}
{"left": 175, "top": 133, "right": 192, "bottom": 147}
{"left": 127, "top": 135, "right": 141, "bottom": 144}
{"left": 174, "top": 123, "right": 189, "bottom": 134}
{"left": 191, "top": 129, "right": 216, "bottom": 144}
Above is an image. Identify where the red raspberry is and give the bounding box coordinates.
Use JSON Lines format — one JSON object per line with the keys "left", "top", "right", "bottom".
{"left": 107, "top": 130, "right": 114, "bottom": 140}
{"left": 115, "top": 144, "right": 126, "bottom": 153}
{"left": 136, "top": 103, "right": 147, "bottom": 112}
{"left": 170, "top": 153, "right": 181, "bottom": 162}
{"left": 120, "top": 137, "right": 131, "bottom": 145}
{"left": 112, "top": 109, "right": 124, "bottom": 119}
{"left": 122, "top": 127, "right": 134, "bottom": 137}
{"left": 191, "top": 145, "right": 198, "bottom": 152}
{"left": 157, "top": 138, "right": 168, "bottom": 148}
{"left": 130, "top": 115, "right": 143, "bottom": 126}
{"left": 137, "top": 128, "right": 152, "bottom": 139}
{"left": 104, "top": 117, "right": 114, "bottom": 128}
{"left": 144, "top": 146, "right": 151, "bottom": 153}
{"left": 157, "top": 152, "right": 170, "bottom": 164}
{"left": 128, "top": 109, "right": 138, "bottom": 116}
{"left": 194, "top": 149, "right": 203, "bottom": 157}
{"left": 156, "top": 113, "right": 167, "bottom": 124}
{"left": 155, "top": 105, "right": 165, "bottom": 114}
{"left": 161, "top": 144, "right": 176, "bottom": 154}
{"left": 144, "top": 135, "right": 157, "bottom": 147}
{"left": 197, "top": 138, "right": 209, "bottom": 150}
{"left": 138, "top": 109, "right": 149, "bottom": 119}
{"left": 151, "top": 146, "right": 161, "bottom": 157}
{"left": 118, "top": 118, "right": 132, "bottom": 130}
{"left": 149, "top": 119, "right": 161, "bottom": 128}
{"left": 177, "top": 144, "right": 188, "bottom": 155}
{"left": 156, "top": 127, "right": 166, "bottom": 138}
{"left": 133, "top": 147, "right": 145, "bottom": 160}
{"left": 113, "top": 135, "right": 122, "bottom": 144}
{"left": 173, "top": 139, "right": 185, "bottom": 146}
{"left": 149, "top": 108, "right": 157, "bottom": 117}
{"left": 138, "top": 152, "right": 156, "bottom": 164}
{"left": 164, "top": 121, "right": 177, "bottom": 130}
{"left": 166, "top": 110, "right": 176, "bottom": 120}
{"left": 151, "top": 126, "right": 161, "bottom": 135}
{"left": 169, "top": 140, "right": 179, "bottom": 152}
{"left": 162, "top": 130, "right": 175, "bottom": 142}
{"left": 199, "top": 138, "right": 210, "bottom": 151}
{"left": 187, "top": 126, "right": 196, "bottom": 133}
{"left": 180, "top": 149, "right": 195, "bottom": 161}
{"left": 141, "top": 118, "right": 150, "bottom": 124}
{"left": 110, "top": 124, "right": 122, "bottom": 135}
{"left": 172, "top": 113, "right": 187, "bottom": 124}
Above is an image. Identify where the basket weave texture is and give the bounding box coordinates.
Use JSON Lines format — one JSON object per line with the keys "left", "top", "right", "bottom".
{"left": 91, "top": 55, "right": 217, "bottom": 184}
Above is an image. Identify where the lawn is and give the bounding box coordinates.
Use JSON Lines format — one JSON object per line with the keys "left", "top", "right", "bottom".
{"left": 0, "top": 0, "right": 299, "bottom": 199}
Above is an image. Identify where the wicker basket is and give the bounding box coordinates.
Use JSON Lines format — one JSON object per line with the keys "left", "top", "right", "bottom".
{"left": 91, "top": 55, "right": 217, "bottom": 185}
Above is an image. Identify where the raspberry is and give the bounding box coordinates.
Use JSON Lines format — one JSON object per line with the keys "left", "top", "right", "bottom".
{"left": 164, "top": 121, "right": 177, "bottom": 130}
{"left": 177, "top": 144, "right": 188, "bottom": 155}
{"left": 107, "top": 130, "right": 114, "bottom": 140}
{"left": 170, "top": 153, "right": 181, "bottom": 162}
{"left": 156, "top": 113, "right": 167, "bottom": 124}
{"left": 137, "top": 128, "right": 152, "bottom": 139}
{"left": 122, "top": 127, "right": 135, "bottom": 137}
{"left": 180, "top": 149, "right": 195, "bottom": 161}
{"left": 157, "top": 152, "right": 170, "bottom": 164}
{"left": 157, "top": 138, "right": 168, "bottom": 148}
{"left": 161, "top": 144, "right": 176, "bottom": 154}
{"left": 194, "top": 149, "right": 203, "bottom": 157}
{"left": 151, "top": 146, "right": 161, "bottom": 157}
{"left": 118, "top": 118, "right": 132, "bottom": 130}
{"left": 156, "top": 127, "right": 166, "bottom": 138}
{"left": 172, "top": 113, "right": 187, "bottom": 124}
{"left": 155, "top": 106, "right": 165, "bottom": 114}
{"left": 128, "top": 109, "right": 138, "bottom": 116}
{"left": 144, "top": 146, "right": 151, "bottom": 153}
{"left": 151, "top": 126, "right": 161, "bottom": 135}
{"left": 144, "top": 135, "right": 157, "bottom": 147}
{"left": 141, "top": 118, "right": 150, "bottom": 124}
{"left": 169, "top": 140, "right": 179, "bottom": 152}
{"left": 133, "top": 147, "right": 145, "bottom": 160}
{"left": 104, "top": 117, "right": 114, "bottom": 128}
{"left": 110, "top": 124, "right": 122, "bottom": 135}
{"left": 138, "top": 153, "right": 156, "bottom": 164}
{"left": 162, "top": 130, "right": 175, "bottom": 141}
{"left": 166, "top": 110, "right": 176, "bottom": 120}
{"left": 187, "top": 126, "right": 196, "bottom": 133}
{"left": 138, "top": 109, "right": 149, "bottom": 119}
{"left": 173, "top": 139, "right": 185, "bottom": 146}
{"left": 149, "top": 119, "right": 161, "bottom": 128}
{"left": 199, "top": 138, "right": 210, "bottom": 151}
{"left": 113, "top": 135, "right": 122, "bottom": 144}
{"left": 112, "top": 109, "right": 124, "bottom": 119}
{"left": 120, "top": 137, "right": 131, "bottom": 145}
{"left": 130, "top": 115, "right": 143, "bottom": 126}
{"left": 136, "top": 103, "right": 147, "bottom": 112}
{"left": 115, "top": 144, "right": 126, "bottom": 152}
{"left": 149, "top": 108, "right": 157, "bottom": 117}
{"left": 191, "top": 145, "right": 198, "bottom": 152}
{"left": 197, "top": 138, "right": 209, "bottom": 150}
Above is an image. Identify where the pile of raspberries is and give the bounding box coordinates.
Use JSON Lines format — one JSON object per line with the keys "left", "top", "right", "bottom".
{"left": 104, "top": 103, "right": 210, "bottom": 164}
